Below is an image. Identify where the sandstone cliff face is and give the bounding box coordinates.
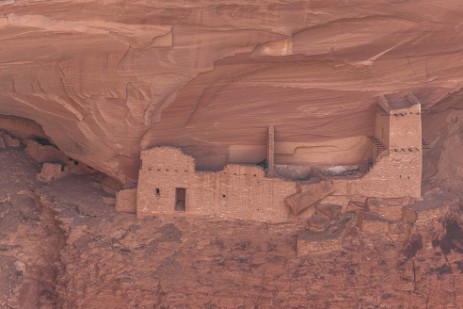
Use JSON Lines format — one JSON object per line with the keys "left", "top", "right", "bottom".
{"left": 423, "top": 89, "right": 463, "bottom": 194}
{"left": 2, "top": 2, "right": 463, "bottom": 308}
{"left": 1, "top": 0, "right": 463, "bottom": 183}
{"left": 1, "top": 149, "right": 463, "bottom": 308}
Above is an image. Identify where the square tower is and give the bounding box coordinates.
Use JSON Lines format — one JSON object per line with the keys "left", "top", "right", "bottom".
{"left": 375, "top": 93, "right": 422, "bottom": 150}
{"left": 370, "top": 93, "right": 423, "bottom": 198}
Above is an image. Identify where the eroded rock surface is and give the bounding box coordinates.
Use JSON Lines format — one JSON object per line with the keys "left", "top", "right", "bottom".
{"left": 2, "top": 1, "right": 463, "bottom": 307}
{"left": 1, "top": 147, "right": 463, "bottom": 308}
{"left": 1, "top": 1, "right": 462, "bottom": 183}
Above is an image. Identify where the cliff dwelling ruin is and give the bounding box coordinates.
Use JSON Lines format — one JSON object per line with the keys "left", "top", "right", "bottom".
{"left": 116, "top": 93, "right": 423, "bottom": 223}
{"left": 3, "top": 1, "right": 463, "bottom": 307}
{"left": 0, "top": 115, "right": 101, "bottom": 183}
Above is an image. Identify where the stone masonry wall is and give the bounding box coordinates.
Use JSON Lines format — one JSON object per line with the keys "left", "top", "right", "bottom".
{"left": 389, "top": 113, "right": 422, "bottom": 149}
{"left": 133, "top": 99, "right": 422, "bottom": 222}
{"left": 115, "top": 188, "right": 137, "bottom": 213}
{"left": 330, "top": 150, "right": 422, "bottom": 199}
{"left": 137, "top": 147, "right": 297, "bottom": 223}
{"left": 137, "top": 147, "right": 195, "bottom": 217}
{"left": 333, "top": 102, "right": 422, "bottom": 199}
{"left": 331, "top": 160, "right": 421, "bottom": 200}
{"left": 374, "top": 113, "right": 390, "bottom": 147}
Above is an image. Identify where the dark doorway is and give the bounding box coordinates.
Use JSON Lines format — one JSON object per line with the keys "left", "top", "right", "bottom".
{"left": 175, "top": 188, "right": 186, "bottom": 211}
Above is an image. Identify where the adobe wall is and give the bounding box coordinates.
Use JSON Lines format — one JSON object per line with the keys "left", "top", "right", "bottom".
{"left": 331, "top": 150, "right": 422, "bottom": 199}
{"left": 353, "top": 99, "right": 422, "bottom": 199}
{"left": 134, "top": 96, "right": 422, "bottom": 222}
{"left": 137, "top": 147, "right": 196, "bottom": 217}
{"left": 115, "top": 188, "right": 137, "bottom": 213}
{"left": 389, "top": 113, "right": 422, "bottom": 148}
{"left": 374, "top": 113, "right": 390, "bottom": 147}
{"left": 137, "top": 147, "right": 297, "bottom": 223}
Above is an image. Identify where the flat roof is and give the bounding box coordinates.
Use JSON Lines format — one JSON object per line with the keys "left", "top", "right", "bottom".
{"left": 378, "top": 93, "right": 421, "bottom": 113}
{"left": 384, "top": 94, "right": 412, "bottom": 109}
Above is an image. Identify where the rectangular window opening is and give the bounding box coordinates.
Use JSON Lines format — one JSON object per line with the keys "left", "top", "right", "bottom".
{"left": 175, "top": 188, "right": 186, "bottom": 211}
{"left": 155, "top": 188, "right": 160, "bottom": 196}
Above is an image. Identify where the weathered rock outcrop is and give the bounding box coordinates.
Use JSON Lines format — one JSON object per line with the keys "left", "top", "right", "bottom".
{"left": 1, "top": 1, "right": 463, "bottom": 184}
{"left": 2, "top": 149, "right": 463, "bottom": 308}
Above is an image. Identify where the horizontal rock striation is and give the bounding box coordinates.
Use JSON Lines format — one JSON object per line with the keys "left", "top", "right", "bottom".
{"left": 0, "top": 1, "right": 462, "bottom": 183}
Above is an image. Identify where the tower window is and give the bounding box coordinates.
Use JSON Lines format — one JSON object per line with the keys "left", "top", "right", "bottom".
{"left": 155, "top": 188, "right": 160, "bottom": 196}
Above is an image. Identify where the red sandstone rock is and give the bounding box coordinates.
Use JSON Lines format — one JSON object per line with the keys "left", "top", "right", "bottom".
{"left": 315, "top": 204, "right": 342, "bottom": 220}
{"left": 1, "top": 1, "right": 463, "bottom": 307}
{"left": 25, "top": 139, "right": 67, "bottom": 163}
{"left": 0, "top": 1, "right": 462, "bottom": 184}
{"left": 0, "top": 136, "right": 5, "bottom": 149}
{"left": 102, "top": 196, "right": 116, "bottom": 205}
{"left": 115, "top": 188, "right": 137, "bottom": 213}
{"left": 306, "top": 214, "right": 332, "bottom": 232}
{"left": 346, "top": 195, "right": 368, "bottom": 212}
{"left": 402, "top": 207, "right": 418, "bottom": 224}
{"left": 37, "top": 162, "right": 66, "bottom": 182}
{"left": 2, "top": 139, "right": 463, "bottom": 308}
{"left": 101, "top": 176, "right": 123, "bottom": 195}
{"left": 1, "top": 132, "right": 21, "bottom": 148}
{"left": 286, "top": 181, "right": 335, "bottom": 215}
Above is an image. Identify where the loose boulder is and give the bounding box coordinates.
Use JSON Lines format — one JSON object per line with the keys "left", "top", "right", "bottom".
{"left": 286, "top": 181, "right": 335, "bottom": 215}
